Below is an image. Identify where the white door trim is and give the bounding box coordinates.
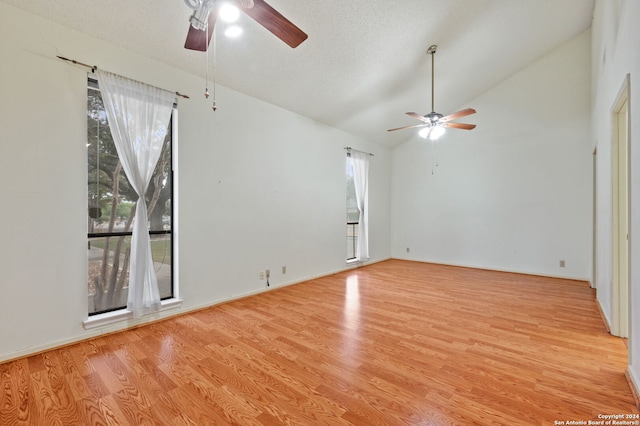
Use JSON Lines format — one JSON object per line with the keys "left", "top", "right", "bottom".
{"left": 611, "top": 74, "right": 630, "bottom": 338}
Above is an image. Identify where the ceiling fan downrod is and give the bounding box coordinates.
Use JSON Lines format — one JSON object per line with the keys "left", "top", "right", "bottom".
{"left": 427, "top": 44, "right": 437, "bottom": 113}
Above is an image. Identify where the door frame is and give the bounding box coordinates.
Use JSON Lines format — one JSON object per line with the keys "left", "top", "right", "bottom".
{"left": 611, "top": 74, "right": 630, "bottom": 338}
{"left": 592, "top": 147, "right": 597, "bottom": 289}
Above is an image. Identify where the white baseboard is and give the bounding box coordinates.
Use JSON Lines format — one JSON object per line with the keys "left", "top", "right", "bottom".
{"left": 1, "top": 301, "right": 184, "bottom": 364}
{"left": 627, "top": 367, "right": 640, "bottom": 409}
{"left": 231, "top": 256, "right": 390, "bottom": 298}
{"left": 0, "top": 256, "right": 392, "bottom": 364}
{"left": 392, "top": 256, "right": 590, "bottom": 282}
{"left": 596, "top": 297, "right": 612, "bottom": 333}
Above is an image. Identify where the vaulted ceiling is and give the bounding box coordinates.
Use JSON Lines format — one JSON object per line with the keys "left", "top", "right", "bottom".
{"left": 1, "top": 0, "right": 594, "bottom": 147}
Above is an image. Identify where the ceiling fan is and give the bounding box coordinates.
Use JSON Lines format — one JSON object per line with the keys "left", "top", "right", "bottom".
{"left": 183, "top": 0, "right": 308, "bottom": 51}
{"left": 388, "top": 45, "right": 476, "bottom": 140}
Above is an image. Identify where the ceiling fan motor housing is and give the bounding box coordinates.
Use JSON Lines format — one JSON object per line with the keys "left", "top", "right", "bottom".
{"left": 425, "top": 111, "right": 443, "bottom": 124}
{"left": 189, "top": 0, "right": 214, "bottom": 31}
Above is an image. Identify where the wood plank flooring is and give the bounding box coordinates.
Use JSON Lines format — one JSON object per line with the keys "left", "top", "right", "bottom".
{"left": 1, "top": 259, "right": 638, "bottom": 425}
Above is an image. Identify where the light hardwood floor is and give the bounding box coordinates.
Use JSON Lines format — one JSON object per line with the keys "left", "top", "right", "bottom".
{"left": 1, "top": 259, "right": 638, "bottom": 425}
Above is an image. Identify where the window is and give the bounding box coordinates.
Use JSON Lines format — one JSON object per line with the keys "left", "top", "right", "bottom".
{"left": 346, "top": 154, "right": 358, "bottom": 261}
{"left": 346, "top": 149, "right": 370, "bottom": 262}
{"left": 87, "top": 77, "right": 174, "bottom": 315}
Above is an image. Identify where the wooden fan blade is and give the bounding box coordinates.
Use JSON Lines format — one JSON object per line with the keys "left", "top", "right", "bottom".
{"left": 443, "top": 122, "right": 476, "bottom": 130}
{"left": 240, "top": 0, "right": 308, "bottom": 48}
{"left": 184, "top": 10, "right": 217, "bottom": 51}
{"left": 387, "top": 123, "right": 429, "bottom": 132}
{"left": 405, "top": 112, "right": 431, "bottom": 124}
{"left": 406, "top": 112, "right": 429, "bottom": 123}
{"left": 441, "top": 108, "right": 476, "bottom": 122}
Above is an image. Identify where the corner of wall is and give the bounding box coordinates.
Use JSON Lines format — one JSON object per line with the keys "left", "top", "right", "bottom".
{"left": 626, "top": 369, "right": 640, "bottom": 410}
{"left": 596, "top": 295, "right": 611, "bottom": 333}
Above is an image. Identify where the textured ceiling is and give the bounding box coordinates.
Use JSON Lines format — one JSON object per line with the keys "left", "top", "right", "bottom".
{"left": 1, "top": 0, "right": 594, "bottom": 147}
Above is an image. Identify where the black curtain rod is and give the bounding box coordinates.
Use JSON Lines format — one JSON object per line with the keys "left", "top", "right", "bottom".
{"left": 57, "top": 55, "right": 190, "bottom": 99}
{"left": 344, "top": 147, "right": 374, "bottom": 156}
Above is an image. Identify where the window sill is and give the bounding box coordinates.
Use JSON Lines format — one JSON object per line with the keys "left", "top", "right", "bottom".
{"left": 347, "top": 258, "right": 371, "bottom": 266}
{"left": 83, "top": 298, "right": 182, "bottom": 330}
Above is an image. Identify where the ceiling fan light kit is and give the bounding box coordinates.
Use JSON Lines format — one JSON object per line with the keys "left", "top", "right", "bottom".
{"left": 182, "top": 0, "right": 308, "bottom": 112}
{"left": 183, "top": 0, "right": 308, "bottom": 52}
{"left": 218, "top": 3, "right": 240, "bottom": 22}
{"left": 419, "top": 125, "right": 445, "bottom": 141}
{"left": 388, "top": 44, "right": 477, "bottom": 141}
{"left": 224, "top": 25, "right": 243, "bottom": 37}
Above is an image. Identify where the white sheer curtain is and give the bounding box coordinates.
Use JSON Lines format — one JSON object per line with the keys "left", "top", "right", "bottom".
{"left": 350, "top": 150, "right": 370, "bottom": 261}
{"left": 97, "top": 70, "right": 175, "bottom": 318}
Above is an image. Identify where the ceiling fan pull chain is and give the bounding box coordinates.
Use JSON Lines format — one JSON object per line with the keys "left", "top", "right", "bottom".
{"left": 431, "top": 140, "right": 435, "bottom": 175}
{"left": 204, "top": 14, "right": 210, "bottom": 99}
{"left": 430, "top": 139, "right": 440, "bottom": 174}
{"left": 212, "top": 24, "right": 218, "bottom": 111}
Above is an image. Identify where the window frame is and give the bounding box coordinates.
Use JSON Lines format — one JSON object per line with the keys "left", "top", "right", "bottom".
{"left": 346, "top": 153, "right": 359, "bottom": 262}
{"left": 85, "top": 75, "right": 180, "bottom": 323}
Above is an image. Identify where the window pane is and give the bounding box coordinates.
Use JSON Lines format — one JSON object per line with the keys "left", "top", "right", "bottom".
{"left": 87, "top": 88, "right": 138, "bottom": 234}
{"left": 151, "top": 234, "right": 172, "bottom": 299}
{"left": 346, "top": 159, "right": 359, "bottom": 222}
{"left": 87, "top": 87, "right": 172, "bottom": 235}
{"left": 88, "top": 236, "right": 132, "bottom": 314}
{"left": 347, "top": 222, "right": 358, "bottom": 260}
{"left": 346, "top": 157, "right": 358, "bottom": 260}
{"left": 88, "top": 235, "right": 172, "bottom": 315}
{"left": 147, "top": 135, "right": 172, "bottom": 233}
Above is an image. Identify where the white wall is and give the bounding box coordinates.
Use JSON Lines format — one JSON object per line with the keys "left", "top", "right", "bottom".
{"left": 5, "top": 2, "right": 635, "bottom": 400}
{"left": 391, "top": 31, "right": 592, "bottom": 280}
{"left": 0, "top": 3, "right": 390, "bottom": 361}
{"left": 592, "top": 0, "right": 640, "bottom": 398}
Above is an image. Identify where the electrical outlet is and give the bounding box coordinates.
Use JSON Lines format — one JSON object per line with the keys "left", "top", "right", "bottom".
{"left": 406, "top": 247, "right": 410, "bottom": 253}
{"left": 259, "top": 271, "right": 265, "bottom": 280}
{"left": 282, "top": 266, "right": 286, "bottom": 274}
{"left": 266, "top": 269, "right": 270, "bottom": 279}
{"left": 559, "top": 260, "right": 566, "bottom": 268}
